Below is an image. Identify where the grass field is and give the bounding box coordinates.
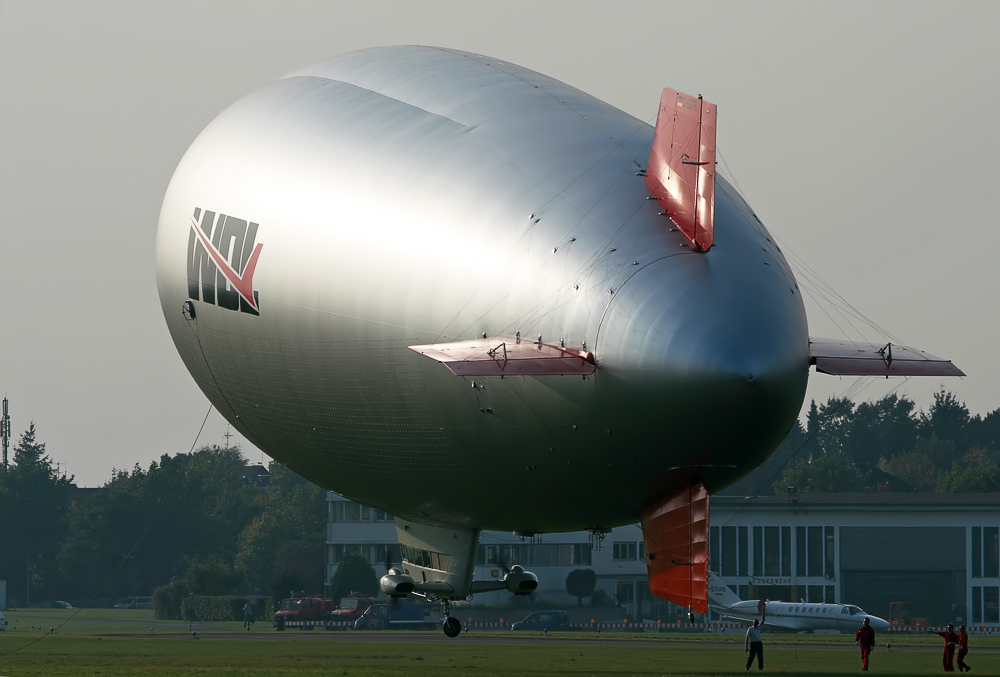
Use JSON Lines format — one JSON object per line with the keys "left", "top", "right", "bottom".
{"left": 1, "top": 609, "right": 997, "bottom": 676}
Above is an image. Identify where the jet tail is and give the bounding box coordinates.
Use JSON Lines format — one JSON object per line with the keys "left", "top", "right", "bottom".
{"left": 707, "top": 572, "right": 742, "bottom": 609}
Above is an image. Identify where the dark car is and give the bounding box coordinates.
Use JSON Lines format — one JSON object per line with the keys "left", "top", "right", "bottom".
{"left": 511, "top": 610, "right": 570, "bottom": 631}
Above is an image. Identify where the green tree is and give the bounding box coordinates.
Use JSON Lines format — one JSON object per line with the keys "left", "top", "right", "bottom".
{"left": 773, "top": 452, "right": 871, "bottom": 494}
{"left": 0, "top": 424, "right": 74, "bottom": 603}
{"left": 935, "top": 448, "right": 1000, "bottom": 492}
{"left": 235, "top": 462, "right": 326, "bottom": 596}
{"left": 919, "top": 389, "right": 971, "bottom": 447}
{"left": 878, "top": 448, "right": 936, "bottom": 491}
{"left": 847, "top": 394, "right": 918, "bottom": 465}
{"left": 328, "top": 551, "right": 378, "bottom": 603}
{"left": 183, "top": 555, "right": 242, "bottom": 595}
{"left": 805, "top": 397, "right": 854, "bottom": 458}
{"left": 57, "top": 445, "right": 262, "bottom": 600}
{"left": 565, "top": 568, "right": 597, "bottom": 605}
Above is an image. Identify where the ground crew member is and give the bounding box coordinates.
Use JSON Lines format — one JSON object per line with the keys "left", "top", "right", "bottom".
{"left": 930, "top": 623, "right": 959, "bottom": 672}
{"left": 745, "top": 618, "right": 764, "bottom": 671}
{"left": 855, "top": 617, "right": 876, "bottom": 671}
{"left": 243, "top": 602, "right": 255, "bottom": 631}
{"left": 956, "top": 625, "right": 970, "bottom": 672}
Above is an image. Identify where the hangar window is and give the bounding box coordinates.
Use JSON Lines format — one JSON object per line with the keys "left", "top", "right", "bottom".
{"left": 764, "top": 527, "right": 780, "bottom": 576}
{"left": 796, "top": 526, "right": 806, "bottom": 577}
{"left": 986, "top": 586, "right": 1000, "bottom": 623}
{"left": 807, "top": 528, "right": 824, "bottom": 577}
{"left": 972, "top": 586, "right": 982, "bottom": 624}
{"left": 985, "top": 527, "right": 1000, "bottom": 578}
{"left": 721, "top": 528, "right": 737, "bottom": 575}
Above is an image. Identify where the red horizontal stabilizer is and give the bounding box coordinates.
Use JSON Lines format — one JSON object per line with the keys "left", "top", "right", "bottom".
{"left": 809, "top": 338, "right": 965, "bottom": 377}
{"left": 641, "top": 482, "right": 709, "bottom": 614}
{"left": 645, "top": 88, "right": 716, "bottom": 252}
{"left": 409, "top": 338, "right": 596, "bottom": 377}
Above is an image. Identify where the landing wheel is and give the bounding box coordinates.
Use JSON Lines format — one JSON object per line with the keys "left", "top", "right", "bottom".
{"left": 442, "top": 616, "right": 462, "bottom": 638}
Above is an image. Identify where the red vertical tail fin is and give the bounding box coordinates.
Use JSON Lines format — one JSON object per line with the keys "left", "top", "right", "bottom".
{"left": 640, "top": 481, "right": 709, "bottom": 614}
{"left": 645, "top": 89, "right": 716, "bottom": 252}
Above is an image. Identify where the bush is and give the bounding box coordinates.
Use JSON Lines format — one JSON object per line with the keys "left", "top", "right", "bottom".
{"left": 152, "top": 579, "right": 189, "bottom": 620}
{"left": 179, "top": 595, "right": 274, "bottom": 622}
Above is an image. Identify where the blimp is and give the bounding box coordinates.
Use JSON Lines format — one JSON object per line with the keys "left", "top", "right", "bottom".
{"left": 155, "top": 46, "right": 962, "bottom": 636}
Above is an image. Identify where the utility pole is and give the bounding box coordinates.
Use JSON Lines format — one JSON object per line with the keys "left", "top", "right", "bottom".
{"left": 2, "top": 396, "right": 10, "bottom": 469}
{"left": 224, "top": 424, "right": 233, "bottom": 451}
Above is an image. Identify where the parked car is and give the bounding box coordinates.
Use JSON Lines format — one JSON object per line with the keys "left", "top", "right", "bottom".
{"left": 511, "top": 610, "right": 570, "bottom": 631}
{"left": 39, "top": 601, "right": 73, "bottom": 609}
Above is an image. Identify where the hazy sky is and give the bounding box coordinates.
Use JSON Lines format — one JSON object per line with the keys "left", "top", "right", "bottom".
{"left": 1, "top": 1, "right": 998, "bottom": 486}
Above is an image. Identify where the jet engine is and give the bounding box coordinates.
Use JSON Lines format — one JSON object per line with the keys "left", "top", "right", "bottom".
{"left": 379, "top": 567, "right": 415, "bottom": 597}
{"left": 504, "top": 565, "right": 539, "bottom": 595}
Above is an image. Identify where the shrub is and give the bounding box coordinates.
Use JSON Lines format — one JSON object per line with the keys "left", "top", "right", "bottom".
{"left": 179, "top": 595, "right": 274, "bottom": 622}
{"left": 152, "top": 579, "right": 189, "bottom": 620}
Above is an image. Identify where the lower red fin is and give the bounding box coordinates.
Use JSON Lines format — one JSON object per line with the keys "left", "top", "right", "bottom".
{"left": 640, "top": 481, "right": 709, "bottom": 614}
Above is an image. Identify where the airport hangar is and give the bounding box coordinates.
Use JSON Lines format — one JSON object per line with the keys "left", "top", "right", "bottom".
{"left": 325, "top": 491, "right": 1000, "bottom": 628}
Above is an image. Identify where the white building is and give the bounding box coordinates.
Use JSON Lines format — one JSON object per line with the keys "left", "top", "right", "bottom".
{"left": 326, "top": 491, "right": 1000, "bottom": 626}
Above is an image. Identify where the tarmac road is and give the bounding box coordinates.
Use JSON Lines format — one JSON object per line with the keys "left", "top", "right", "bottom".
{"left": 113, "top": 632, "right": 1000, "bottom": 652}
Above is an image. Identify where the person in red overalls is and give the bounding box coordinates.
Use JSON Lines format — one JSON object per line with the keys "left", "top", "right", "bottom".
{"left": 956, "top": 625, "right": 970, "bottom": 672}
{"left": 931, "top": 623, "right": 959, "bottom": 672}
{"left": 855, "top": 617, "right": 876, "bottom": 671}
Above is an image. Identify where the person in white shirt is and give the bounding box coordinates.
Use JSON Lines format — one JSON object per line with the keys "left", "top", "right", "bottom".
{"left": 745, "top": 618, "right": 764, "bottom": 671}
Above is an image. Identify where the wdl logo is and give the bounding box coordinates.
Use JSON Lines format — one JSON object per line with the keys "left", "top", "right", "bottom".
{"left": 187, "top": 208, "right": 263, "bottom": 315}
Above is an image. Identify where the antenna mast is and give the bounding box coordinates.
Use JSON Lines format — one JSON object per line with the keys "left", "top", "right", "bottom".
{"left": 1, "top": 397, "right": 9, "bottom": 469}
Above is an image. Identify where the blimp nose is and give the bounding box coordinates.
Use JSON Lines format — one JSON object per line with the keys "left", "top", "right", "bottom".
{"left": 596, "top": 254, "right": 809, "bottom": 481}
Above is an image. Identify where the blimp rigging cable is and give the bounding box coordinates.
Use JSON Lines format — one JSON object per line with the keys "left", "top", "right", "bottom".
{"left": 0, "top": 404, "right": 214, "bottom": 657}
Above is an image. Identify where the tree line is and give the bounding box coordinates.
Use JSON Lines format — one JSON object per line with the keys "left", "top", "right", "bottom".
{"left": 0, "top": 424, "right": 325, "bottom": 608}
{"left": 772, "top": 389, "right": 1000, "bottom": 494}
{"left": 1, "top": 388, "right": 995, "bottom": 606}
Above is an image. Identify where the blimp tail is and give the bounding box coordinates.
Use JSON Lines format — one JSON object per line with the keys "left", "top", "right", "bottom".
{"left": 640, "top": 482, "right": 710, "bottom": 614}
{"left": 645, "top": 88, "right": 716, "bottom": 252}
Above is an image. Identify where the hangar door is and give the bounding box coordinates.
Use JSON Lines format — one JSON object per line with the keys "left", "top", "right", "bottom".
{"left": 840, "top": 527, "right": 965, "bottom": 626}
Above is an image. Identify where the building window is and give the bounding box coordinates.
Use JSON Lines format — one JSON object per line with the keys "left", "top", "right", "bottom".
{"left": 985, "top": 527, "right": 1000, "bottom": 578}
{"left": 721, "top": 527, "right": 737, "bottom": 576}
{"left": 613, "top": 542, "right": 638, "bottom": 561}
{"left": 824, "top": 527, "right": 835, "bottom": 576}
{"left": 341, "top": 501, "right": 362, "bottom": 522}
{"left": 985, "top": 586, "right": 999, "bottom": 623}
{"left": 972, "top": 586, "right": 982, "bottom": 624}
{"left": 796, "top": 526, "right": 806, "bottom": 577}
{"left": 764, "top": 526, "right": 780, "bottom": 576}
{"left": 616, "top": 582, "right": 635, "bottom": 605}
{"left": 807, "top": 527, "right": 823, "bottom": 577}
{"left": 807, "top": 585, "right": 823, "bottom": 603}
{"left": 709, "top": 526, "right": 720, "bottom": 574}
{"left": 753, "top": 527, "right": 763, "bottom": 577}
{"left": 738, "top": 526, "right": 749, "bottom": 577}
{"left": 781, "top": 526, "right": 791, "bottom": 577}
{"left": 825, "top": 585, "right": 835, "bottom": 603}
{"left": 972, "top": 527, "right": 982, "bottom": 578}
